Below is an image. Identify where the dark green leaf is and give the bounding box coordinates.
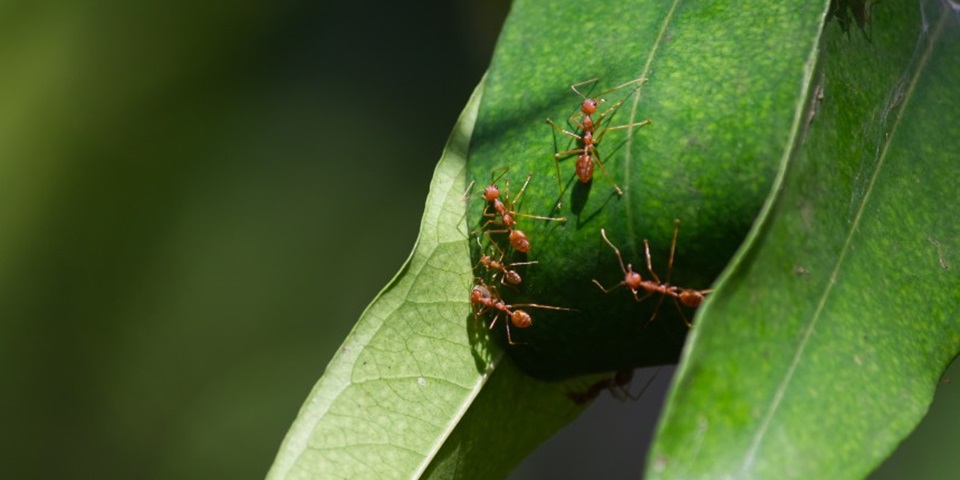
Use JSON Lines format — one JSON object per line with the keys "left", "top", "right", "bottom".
{"left": 467, "top": 0, "right": 827, "bottom": 378}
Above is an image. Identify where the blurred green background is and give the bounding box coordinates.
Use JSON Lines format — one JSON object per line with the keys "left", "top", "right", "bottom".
{"left": 0, "top": 1, "right": 505, "bottom": 478}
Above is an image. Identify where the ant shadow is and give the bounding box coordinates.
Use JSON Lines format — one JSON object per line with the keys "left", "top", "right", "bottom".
{"left": 466, "top": 311, "right": 497, "bottom": 374}
{"left": 571, "top": 182, "right": 620, "bottom": 230}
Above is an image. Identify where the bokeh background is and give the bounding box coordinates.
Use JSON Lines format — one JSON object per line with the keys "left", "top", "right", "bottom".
{"left": 2, "top": 1, "right": 956, "bottom": 479}
{"left": 0, "top": 1, "right": 503, "bottom": 478}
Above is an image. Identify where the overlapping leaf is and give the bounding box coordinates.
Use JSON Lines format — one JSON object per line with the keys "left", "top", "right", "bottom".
{"left": 268, "top": 0, "right": 960, "bottom": 478}
{"left": 649, "top": 1, "right": 960, "bottom": 478}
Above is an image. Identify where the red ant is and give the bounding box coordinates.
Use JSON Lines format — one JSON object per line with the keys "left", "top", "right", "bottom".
{"left": 472, "top": 170, "right": 565, "bottom": 253}
{"left": 474, "top": 239, "right": 537, "bottom": 285}
{"left": 546, "top": 77, "right": 652, "bottom": 196}
{"left": 592, "top": 219, "right": 712, "bottom": 326}
{"left": 470, "top": 280, "right": 572, "bottom": 345}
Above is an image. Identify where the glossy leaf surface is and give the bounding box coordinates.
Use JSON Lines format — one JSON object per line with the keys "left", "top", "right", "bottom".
{"left": 467, "top": 0, "right": 827, "bottom": 378}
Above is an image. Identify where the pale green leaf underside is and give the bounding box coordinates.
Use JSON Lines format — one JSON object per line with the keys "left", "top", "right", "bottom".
{"left": 266, "top": 85, "right": 484, "bottom": 480}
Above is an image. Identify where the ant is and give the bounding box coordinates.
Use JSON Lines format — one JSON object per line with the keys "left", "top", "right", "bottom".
{"left": 470, "top": 280, "right": 572, "bottom": 345}
{"left": 592, "top": 219, "right": 712, "bottom": 326}
{"left": 472, "top": 170, "right": 565, "bottom": 253}
{"left": 474, "top": 238, "right": 537, "bottom": 285}
{"left": 568, "top": 368, "right": 661, "bottom": 405}
{"left": 546, "top": 77, "right": 652, "bottom": 197}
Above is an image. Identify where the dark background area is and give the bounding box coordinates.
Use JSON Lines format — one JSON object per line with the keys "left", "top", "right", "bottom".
{"left": 0, "top": 1, "right": 506, "bottom": 478}
{"left": 1, "top": 1, "right": 955, "bottom": 479}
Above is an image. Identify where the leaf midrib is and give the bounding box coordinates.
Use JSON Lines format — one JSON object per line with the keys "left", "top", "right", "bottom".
{"left": 623, "top": 0, "right": 683, "bottom": 246}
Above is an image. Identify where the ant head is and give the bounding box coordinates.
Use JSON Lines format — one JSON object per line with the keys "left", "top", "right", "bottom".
{"left": 509, "top": 229, "right": 531, "bottom": 253}
{"left": 483, "top": 184, "right": 500, "bottom": 202}
{"left": 471, "top": 284, "right": 491, "bottom": 304}
{"left": 679, "top": 290, "right": 705, "bottom": 308}
{"left": 581, "top": 98, "right": 599, "bottom": 115}
{"left": 624, "top": 265, "right": 643, "bottom": 290}
{"left": 511, "top": 310, "right": 532, "bottom": 329}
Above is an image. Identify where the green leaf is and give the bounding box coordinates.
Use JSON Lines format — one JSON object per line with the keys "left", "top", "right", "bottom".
{"left": 649, "top": 1, "right": 960, "bottom": 478}
{"left": 467, "top": 0, "right": 828, "bottom": 378}
{"left": 272, "top": 0, "right": 960, "bottom": 478}
{"left": 267, "top": 79, "right": 597, "bottom": 480}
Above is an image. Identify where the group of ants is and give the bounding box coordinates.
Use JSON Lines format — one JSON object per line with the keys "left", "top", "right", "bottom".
{"left": 465, "top": 77, "right": 712, "bottom": 403}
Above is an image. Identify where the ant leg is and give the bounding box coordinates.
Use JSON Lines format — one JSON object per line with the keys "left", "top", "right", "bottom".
{"left": 665, "top": 218, "right": 681, "bottom": 284}
{"left": 637, "top": 290, "right": 655, "bottom": 305}
{"left": 597, "top": 230, "right": 642, "bottom": 301}
{"left": 461, "top": 180, "right": 476, "bottom": 200}
{"left": 600, "top": 228, "right": 629, "bottom": 276}
{"left": 555, "top": 147, "right": 586, "bottom": 159}
{"left": 502, "top": 321, "right": 530, "bottom": 346}
{"left": 546, "top": 118, "right": 584, "bottom": 142}
{"left": 595, "top": 77, "right": 647, "bottom": 99}
{"left": 503, "top": 175, "right": 567, "bottom": 222}
{"left": 570, "top": 77, "right": 601, "bottom": 99}
{"left": 647, "top": 293, "right": 668, "bottom": 325}
{"left": 568, "top": 113, "right": 587, "bottom": 131}
{"left": 477, "top": 217, "right": 506, "bottom": 234}
{"left": 509, "top": 303, "right": 574, "bottom": 313}
{"left": 593, "top": 97, "right": 627, "bottom": 127}
{"left": 618, "top": 367, "right": 660, "bottom": 401}
{"left": 507, "top": 174, "right": 526, "bottom": 205}
{"left": 517, "top": 212, "right": 567, "bottom": 222}
{"left": 482, "top": 228, "right": 510, "bottom": 247}
{"left": 592, "top": 279, "right": 626, "bottom": 294}
{"left": 505, "top": 322, "right": 517, "bottom": 345}
{"left": 589, "top": 147, "right": 624, "bottom": 196}
{"left": 488, "top": 166, "right": 511, "bottom": 185}
{"left": 596, "top": 118, "right": 653, "bottom": 143}
{"left": 642, "top": 239, "right": 662, "bottom": 284}
{"left": 671, "top": 297, "right": 693, "bottom": 327}
{"left": 487, "top": 312, "right": 501, "bottom": 331}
